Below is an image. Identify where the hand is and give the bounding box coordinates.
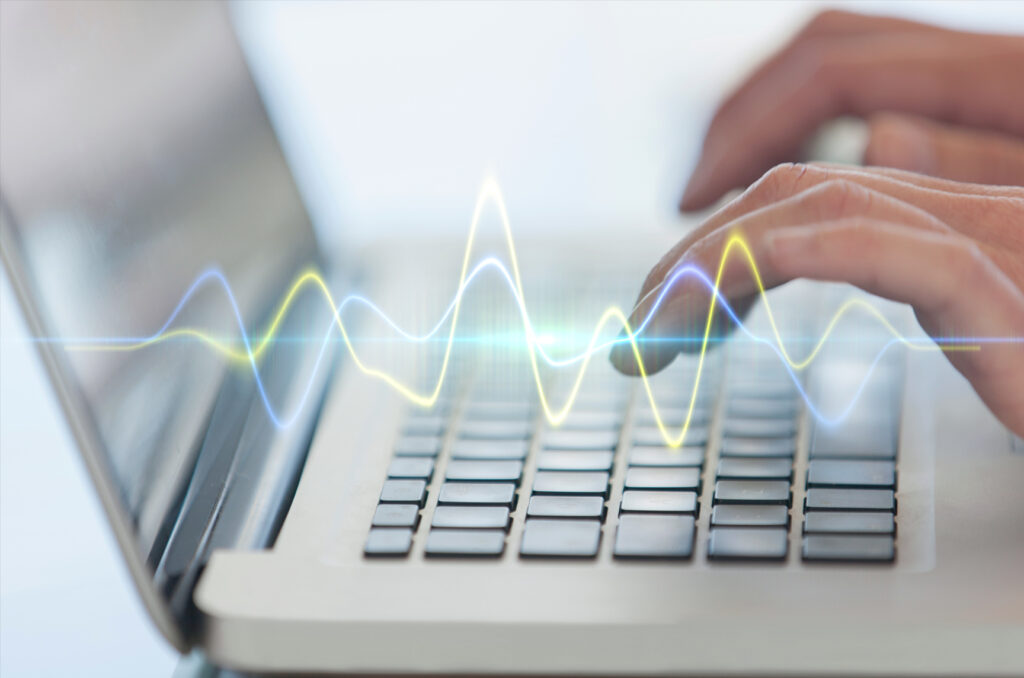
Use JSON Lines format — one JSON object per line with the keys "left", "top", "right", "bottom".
{"left": 680, "top": 10, "right": 1024, "bottom": 211}
{"left": 610, "top": 163, "right": 1024, "bottom": 436}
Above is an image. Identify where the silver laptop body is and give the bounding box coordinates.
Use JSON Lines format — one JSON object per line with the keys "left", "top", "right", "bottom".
{"left": 2, "top": 2, "right": 1022, "bottom": 675}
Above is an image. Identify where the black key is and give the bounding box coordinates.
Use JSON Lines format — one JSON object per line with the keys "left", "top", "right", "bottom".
{"left": 728, "top": 380, "right": 797, "bottom": 399}
{"left": 527, "top": 495, "right": 605, "bottom": 519}
{"left": 805, "top": 488, "right": 895, "bottom": 512}
{"left": 711, "top": 504, "right": 789, "bottom": 527}
{"left": 544, "top": 430, "right": 619, "bottom": 450}
{"left": 393, "top": 436, "right": 441, "bottom": 457}
{"left": 625, "top": 467, "right": 701, "bottom": 491}
{"left": 450, "top": 439, "right": 529, "bottom": 460}
{"left": 803, "top": 511, "right": 895, "bottom": 535}
{"left": 810, "top": 421, "right": 897, "bottom": 459}
{"left": 629, "top": 446, "right": 704, "bottom": 468}
{"left": 633, "top": 425, "right": 708, "bottom": 447}
{"left": 438, "top": 482, "right": 516, "bottom": 506}
{"left": 719, "top": 437, "right": 796, "bottom": 458}
{"left": 425, "top": 529, "right": 506, "bottom": 557}
{"left": 379, "top": 479, "right": 427, "bottom": 505}
{"left": 707, "top": 528, "right": 788, "bottom": 561}
{"left": 520, "top": 519, "right": 602, "bottom": 558}
{"left": 634, "top": 406, "right": 711, "bottom": 427}
{"left": 364, "top": 528, "right": 413, "bottom": 557}
{"left": 536, "top": 450, "right": 614, "bottom": 472}
{"left": 727, "top": 397, "right": 797, "bottom": 420}
{"left": 807, "top": 460, "right": 896, "bottom": 488}
{"left": 620, "top": 490, "right": 697, "bottom": 514}
{"left": 387, "top": 457, "right": 435, "bottom": 480}
{"left": 371, "top": 503, "right": 420, "bottom": 528}
{"left": 614, "top": 514, "right": 695, "bottom": 559}
{"left": 403, "top": 415, "right": 446, "bottom": 436}
{"left": 532, "top": 471, "right": 609, "bottom": 496}
{"left": 713, "top": 479, "right": 790, "bottom": 505}
{"left": 446, "top": 460, "right": 523, "bottom": 482}
{"left": 557, "top": 411, "right": 623, "bottom": 430}
{"left": 432, "top": 506, "right": 510, "bottom": 530}
{"left": 463, "top": 401, "right": 534, "bottom": 420}
{"left": 802, "top": 535, "right": 895, "bottom": 562}
{"left": 716, "top": 457, "right": 792, "bottom": 480}
{"left": 459, "top": 419, "right": 533, "bottom": 440}
{"left": 722, "top": 418, "right": 796, "bottom": 439}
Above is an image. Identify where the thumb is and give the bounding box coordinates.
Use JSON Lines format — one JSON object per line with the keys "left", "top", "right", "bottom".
{"left": 863, "top": 112, "right": 1024, "bottom": 186}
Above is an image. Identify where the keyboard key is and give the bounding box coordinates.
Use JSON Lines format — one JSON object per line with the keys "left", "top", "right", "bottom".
{"left": 805, "top": 488, "right": 895, "bottom": 512}
{"left": 450, "top": 439, "right": 529, "bottom": 460}
{"left": 557, "top": 411, "right": 623, "bottom": 430}
{"left": 810, "top": 421, "right": 897, "bottom": 459}
{"left": 722, "top": 418, "right": 796, "bottom": 439}
{"left": 364, "top": 528, "right": 413, "bottom": 557}
{"left": 432, "top": 506, "right": 510, "bottom": 530}
{"left": 716, "top": 457, "right": 792, "bottom": 480}
{"left": 459, "top": 419, "right": 533, "bottom": 439}
{"left": 533, "top": 471, "right": 609, "bottom": 495}
{"left": 803, "top": 511, "right": 895, "bottom": 535}
{"left": 707, "top": 528, "right": 788, "bottom": 561}
{"left": 403, "top": 415, "right": 446, "bottom": 436}
{"left": 379, "top": 479, "right": 427, "bottom": 505}
{"left": 802, "top": 535, "right": 895, "bottom": 562}
{"left": 711, "top": 504, "right": 789, "bottom": 527}
{"left": 520, "top": 519, "right": 602, "bottom": 558}
{"left": 544, "top": 430, "right": 620, "bottom": 450}
{"left": 807, "top": 460, "right": 896, "bottom": 488}
{"left": 438, "top": 482, "right": 516, "bottom": 506}
{"left": 536, "top": 450, "right": 614, "bottom": 472}
{"left": 713, "top": 480, "right": 790, "bottom": 505}
{"left": 629, "top": 446, "right": 704, "bottom": 467}
{"left": 727, "top": 397, "right": 797, "bottom": 419}
{"left": 634, "top": 406, "right": 711, "bottom": 427}
{"left": 527, "top": 495, "right": 605, "bottom": 519}
{"left": 620, "top": 490, "right": 698, "bottom": 514}
{"left": 633, "top": 425, "right": 708, "bottom": 447}
{"left": 719, "top": 437, "right": 796, "bottom": 458}
{"left": 446, "top": 460, "right": 523, "bottom": 482}
{"left": 393, "top": 436, "right": 441, "bottom": 457}
{"left": 728, "top": 380, "right": 796, "bottom": 399}
{"left": 425, "top": 529, "right": 506, "bottom": 557}
{"left": 371, "top": 503, "right": 420, "bottom": 528}
{"left": 614, "top": 514, "right": 695, "bottom": 559}
{"left": 462, "top": 401, "right": 533, "bottom": 420}
{"left": 625, "top": 467, "right": 701, "bottom": 491}
{"left": 387, "top": 457, "right": 435, "bottom": 480}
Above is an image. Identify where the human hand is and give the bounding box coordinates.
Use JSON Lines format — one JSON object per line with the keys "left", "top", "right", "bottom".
{"left": 680, "top": 10, "right": 1024, "bottom": 211}
{"left": 611, "top": 163, "right": 1024, "bottom": 436}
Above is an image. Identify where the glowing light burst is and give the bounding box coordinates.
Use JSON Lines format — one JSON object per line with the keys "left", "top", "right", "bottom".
{"left": 47, "top": 178, "right": 991, "bottom": 440}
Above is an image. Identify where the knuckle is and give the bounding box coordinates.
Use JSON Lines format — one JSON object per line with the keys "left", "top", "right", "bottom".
{"left": 755, "top": 162, "right": 816, "bottom": 202}
{"left": 802, "top": 9, "right": 852, "bottom": 36}
{"left": 806, "top": 179, "right": 871, "bottom": 219}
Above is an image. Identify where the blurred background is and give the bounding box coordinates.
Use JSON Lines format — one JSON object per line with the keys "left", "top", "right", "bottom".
{"left": 2, "top": 2, "right": 1022, "bottom": 676}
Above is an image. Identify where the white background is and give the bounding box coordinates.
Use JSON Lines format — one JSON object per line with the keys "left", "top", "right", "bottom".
{"left": 2, "top": 2, "right": 1021, "bottom": 676}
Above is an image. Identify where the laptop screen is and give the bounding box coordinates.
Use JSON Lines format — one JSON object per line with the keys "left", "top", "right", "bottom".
{"left": 0, "top": 0, "right": 320, "bottom": 634}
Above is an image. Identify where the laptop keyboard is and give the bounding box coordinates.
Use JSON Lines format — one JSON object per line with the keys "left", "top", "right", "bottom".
{"left": 365, "top": 350, "right": 900, "bottom": 564}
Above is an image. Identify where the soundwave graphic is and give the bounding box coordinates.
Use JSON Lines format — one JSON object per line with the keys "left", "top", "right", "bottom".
{"left": 51, "top": 179, "right": 987, "bottom": 440}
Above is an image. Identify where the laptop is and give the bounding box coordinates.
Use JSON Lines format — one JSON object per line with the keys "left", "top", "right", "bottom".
{"left": 2, "top": 1, "right": 1022, "bottom": 675}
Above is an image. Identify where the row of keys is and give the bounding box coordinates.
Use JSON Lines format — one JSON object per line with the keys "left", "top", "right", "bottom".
{"left": 707, "top": 372, "right": 799, "bottom": 561}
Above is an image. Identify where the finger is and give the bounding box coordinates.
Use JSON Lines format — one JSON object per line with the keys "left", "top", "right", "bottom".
{"left": 612, "top": 179, "right": 952, "bottom": 375}
{"left": 765, "top": 220, "right": 1024, "bottom": 433}
{"left": 680, "top": 30, "right": 1024, "bottom": 211}
{"left": 652, "top": 163, "right": 1021, "bottom": 309}
{"left": 865, "top": 112, "right": 1024, "bottom": 186}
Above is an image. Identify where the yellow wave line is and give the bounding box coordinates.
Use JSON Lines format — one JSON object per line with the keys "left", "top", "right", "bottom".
{"left": 67, "top": 178, "right": 975, "bottom": 446}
